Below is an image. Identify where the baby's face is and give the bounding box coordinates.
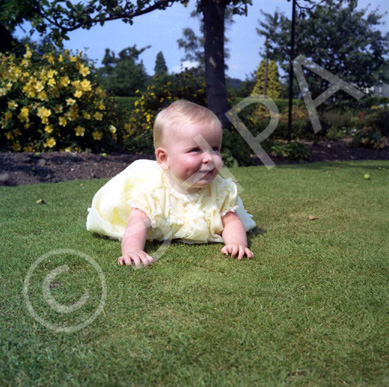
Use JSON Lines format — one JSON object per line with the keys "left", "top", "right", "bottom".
{"left": 163, "top": 120, "right": 223, "bottom": 193}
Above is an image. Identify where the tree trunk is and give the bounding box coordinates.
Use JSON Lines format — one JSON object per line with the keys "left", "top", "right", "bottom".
{"left": 202, "top": 0, "right": 230, "bottom": 128}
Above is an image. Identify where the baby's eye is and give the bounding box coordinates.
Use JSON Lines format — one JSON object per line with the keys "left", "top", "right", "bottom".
{"left": 189, "top": 148, "right": 200, "bottom": 152}
{"left": 212, "top": 147, "right": 220, "bottom": 152}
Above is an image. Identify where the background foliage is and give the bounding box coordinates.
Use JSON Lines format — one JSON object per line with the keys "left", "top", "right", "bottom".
{"left": 0, "top": 46, "right": 125, "bottom": 152}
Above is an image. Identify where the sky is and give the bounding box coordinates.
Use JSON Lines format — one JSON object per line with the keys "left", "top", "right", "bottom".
{"left": 15, "top": 0, "right": 389, "bottom": 81}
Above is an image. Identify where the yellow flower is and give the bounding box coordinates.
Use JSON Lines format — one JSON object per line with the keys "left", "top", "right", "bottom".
{"left": 124, "top": 123, "right": 131, "bottom": 131}
{"left": 109, "top": 125, "right": 116, "bottom": 134}
{"left": 47, "top": 54, "right": 55, "bottom": 64}
{"left": 5, "top": 132, "right": 14, "bottom": 140}
{"left": 24, "top": 145, "right": 34, "bottom": 152}
{"left": 35, "top": 81, "right": 44, "bottom": 92}
{"left": 37, "top": 106, "right": 52, "bottom": 119}
{"left": 83, "top": 112, "right": 91, "bottom": 119}
{"left": 21, "top": 59, "right": 30, "bottom": 68}
{"left": 44, "top": 138, "right": 56, "bottom": 148}
{"left": 79, "top": 65, "right": 90, "bottom": 76}
{"left": 94, "top": 112, "right": 103, "bottom": 121}
{"left": 0, "top": 88, "right": 6, "bottom": 97}
{"left": 8, "top": 101, "right": 18, "bottom": 110}
{"left": 80, "top": 79, "right": 91, "bottom": 91}
{"left": 98, "top": 103, "right": 105, "bottom": 110}
{"left": 75, "top": 126, "right": 85, "bottom": 136}
{"left": 37, "top": 91, "right": 47, "bottom": 101}
{"left": 48, "top": 78, "right": 56, "bottom": 87}
{"left": 59, "top": 117, "right": 67, "bottom": 127}
{"left": 66, "top": 98, "right": 76, "bottom": 106}
{"left": 12, "top": 142, "right": 21, "bottom": 151}
{"left": 92, "top": 131, "right": 103, "bottom": 140}
{"left": 13, "top": 129, "right": 21, "bottom": 136}
{"left": 44, "top": 125, "right": 54, "bottom": 134}
{"left": 68, "top": 105, "right": 79, "bottom": 120}
{"left": 5, "top": 111, "right": 12, "bottom": 120}
{"left": 18, "top": 107, "right": 29, "bottom": 123}
{"left": 70, "top": 56, "right": 77, "bottom": 62}
{"left": 60, "top": 76, "right": 70, "bottom": 87}
{"left": 47, "top": 69, "right": 57, "bottom": 78}
{"left": 58, "top": 55, "right": 64, "bottom": 63}
{"left": 54, "top": 105, "right": 63, "bottom": 114}
{"left": 24, "top": 49, "right": 32, "bottom": 59}
{"left": 64, "top": 146, "right": 72, "bottom": 152}
{"left": 74, "top": 90, "right": 83, "bottom": 98}
{"left": 95, "top": 87, "right": 105, "bottom": 97}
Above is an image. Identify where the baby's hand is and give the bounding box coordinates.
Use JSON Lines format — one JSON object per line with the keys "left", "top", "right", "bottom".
{"left": 117, "top": 251, "right": 154, "bottom": 268}
{"left": 221, "top": 244, "right": 254, "bottom": 261}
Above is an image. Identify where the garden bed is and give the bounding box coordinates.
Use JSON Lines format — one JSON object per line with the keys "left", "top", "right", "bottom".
{"left": 1, "top": 138, "right": 388, "bottom": 186}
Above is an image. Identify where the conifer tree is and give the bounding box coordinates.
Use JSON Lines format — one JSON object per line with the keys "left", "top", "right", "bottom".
{"left": 154, "top": 51, "right": 168, "bottom": 76}
{"left": 252, "top": 59, "right": 281, "bottom": 99}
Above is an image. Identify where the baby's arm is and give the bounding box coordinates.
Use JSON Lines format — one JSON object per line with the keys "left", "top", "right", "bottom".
{"left": 221, "top": 212, "right": 254, "bottom": 260}
{"left": 117, "top": 208, "right": 154, "bottom": 268}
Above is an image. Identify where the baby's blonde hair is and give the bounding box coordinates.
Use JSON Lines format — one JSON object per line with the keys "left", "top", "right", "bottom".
{"left": 153, "top": 100, "right": 221, "bottom": 149}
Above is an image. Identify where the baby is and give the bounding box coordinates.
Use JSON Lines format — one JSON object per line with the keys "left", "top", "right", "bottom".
{"left": 87, "top": 100, "right": 256, "bottom": 268}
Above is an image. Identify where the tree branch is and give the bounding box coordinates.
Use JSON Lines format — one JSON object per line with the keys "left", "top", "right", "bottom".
{"left": 40, "top": 0, "right": 179, "bottom": 34}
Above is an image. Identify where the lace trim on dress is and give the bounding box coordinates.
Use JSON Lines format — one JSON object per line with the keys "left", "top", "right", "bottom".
{"left": 127, "top": 201, "right": 157, "bottom": 229}
{"left": 161, "top": 169, "right": 205, "bottom": 202}
{"left": 221, "top": 205, "right": 239, "bottom": 218}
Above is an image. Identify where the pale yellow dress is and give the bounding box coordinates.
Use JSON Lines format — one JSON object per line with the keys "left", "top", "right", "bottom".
{"left": 86, "top": 159, "right": 256, "bottom": 243}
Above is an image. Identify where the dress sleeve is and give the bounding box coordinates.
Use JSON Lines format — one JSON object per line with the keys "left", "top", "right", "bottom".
{"left": 86, "top": 160, "right": 164, "bottom": 239}
{"left": 127, "top": 186, "right": 161, "bottom": 229}
{"left": 216, "top": 177, "right": 239, "bottom": 217}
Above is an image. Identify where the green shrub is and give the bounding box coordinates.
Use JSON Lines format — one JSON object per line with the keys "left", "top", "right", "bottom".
{"left": 0, "top": 45, "right": 125, "bottom": 152}
{"left": 268, "top": 140, "right": 311, "bottom": 160}
{"left": 221, "top": 127, "right": 256, "bottom": 167}
{"left": 115, "top": 96, "right": 138, "bottom": 115}
{"left": 124, "top": 70, "right": 207, "bottom": 153}
{"left": 323, "top": 110, "right": 356, "bottom": 130}
{"left": 236, "top": 102, "right": 313, "bottom": 140}
{"left": 350, "top": 126, "right": 387, "bottom": 149}
{"left": 365, "top": 105, "right": 389, "bottom": 136}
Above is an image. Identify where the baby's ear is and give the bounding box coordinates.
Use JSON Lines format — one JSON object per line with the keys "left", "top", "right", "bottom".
{"left": 155, "top": 147, "right": 169, "bottom": 170}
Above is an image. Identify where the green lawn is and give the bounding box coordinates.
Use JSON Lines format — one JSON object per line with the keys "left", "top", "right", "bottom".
{"left": 1, "top": 160, "right": 388, "bottom": 386}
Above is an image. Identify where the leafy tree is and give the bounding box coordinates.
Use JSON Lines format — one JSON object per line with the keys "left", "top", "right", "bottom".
{"left": 177, "top": 26, "right": 204, "bottom": 70}
{"left": 177, "top": 8, "right": 234, "bottom": 72}
{"left": 257, "top": 1, "right": 389, "bottom": 101}
{"left": 252, "top": 59, "right": 281, "bottom": 99}
{"left": 97, "top": 46, "right": 149, "bottom": 96}
{"left": 154, "top": 51, "right": 168, "bottom": 76}
{"left": 0, "top": 0, "right": 253, "bottom": 128}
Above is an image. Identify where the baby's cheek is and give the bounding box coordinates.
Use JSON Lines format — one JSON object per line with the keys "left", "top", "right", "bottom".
{"left": 215, "top": 155, "right": 223, "bottom": 170}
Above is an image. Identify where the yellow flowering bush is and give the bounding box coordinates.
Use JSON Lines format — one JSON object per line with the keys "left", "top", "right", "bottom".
{"left": 0, "top": 45, "right": 123, "bottom": 152}
{"left": 124, "top": 70, "right": 207, "bottom": 153}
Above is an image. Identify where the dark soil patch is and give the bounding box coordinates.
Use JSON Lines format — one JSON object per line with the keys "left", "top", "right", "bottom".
{"left": 1, "top": 138, "right": 388, "bottom": 186}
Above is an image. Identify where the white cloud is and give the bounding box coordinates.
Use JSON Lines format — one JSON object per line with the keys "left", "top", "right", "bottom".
{"left": 171, "top": 61, "right": 200, "bottom": 74}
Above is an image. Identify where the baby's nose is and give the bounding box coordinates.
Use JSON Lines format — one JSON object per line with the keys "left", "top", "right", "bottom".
{"left": 203, "top": 151, "right": 212, "bottom": 162}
